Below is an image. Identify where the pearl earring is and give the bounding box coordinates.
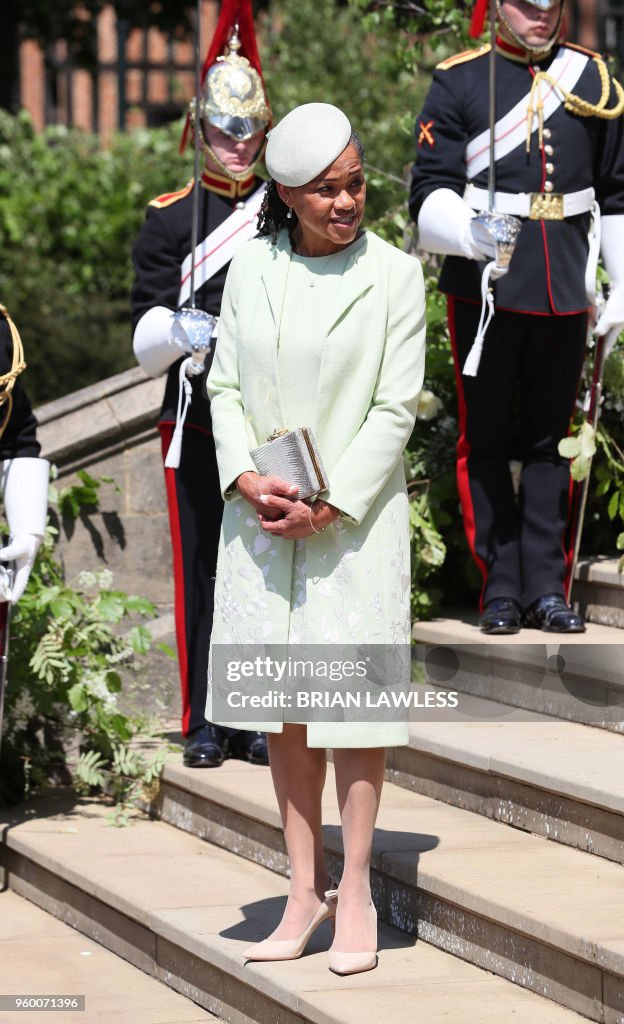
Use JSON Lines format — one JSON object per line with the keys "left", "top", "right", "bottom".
{"left": 286, "top": 207, "right": 293, "bottom": 220}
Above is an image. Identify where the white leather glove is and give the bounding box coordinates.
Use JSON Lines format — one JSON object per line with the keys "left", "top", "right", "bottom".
{"left": 417, "top": 187, "right": 508, "bottom": 277}
{"left": 595, "top": 214, "right": 624, "bottom": 338}
{"left": 133, "top": 305, "right": 191, "bottom": 378}
{"left": 0, "top": 458, "right": 50, "bottom": 603}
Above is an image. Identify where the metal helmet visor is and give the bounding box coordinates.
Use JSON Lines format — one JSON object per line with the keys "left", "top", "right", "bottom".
{"left": 200, "top": 55, "right": 270, "bottom": 143}
{"left": 521, "top": 0, "right": 561, "bottom": 8}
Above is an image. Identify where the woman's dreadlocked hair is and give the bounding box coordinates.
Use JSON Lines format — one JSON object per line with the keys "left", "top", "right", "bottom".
{"left": 257, "top": 179, "right": 290, "bottom": 242}
{"left": 256, "top": 130, "right": 365, "bottom": 244}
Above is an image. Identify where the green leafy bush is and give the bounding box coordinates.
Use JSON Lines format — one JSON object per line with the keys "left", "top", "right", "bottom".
{"left": 0, "top": 111, "right": 191, "bottom": 405}
{"left": 1, "top": 471, "right": 172, "bottom": 810}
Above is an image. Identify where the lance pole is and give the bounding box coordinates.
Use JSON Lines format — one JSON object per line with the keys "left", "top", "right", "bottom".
{"left": 189, "top": 0, "right": 203, "bottom": 311}
{"left": 488, "top": 0, "right": 497, "bottom": 211}
{"left": 0, "top": 592, "right": 12, "bottom": 757}
{"left": 566, "top": 325, "right": 618, "bottom": 603}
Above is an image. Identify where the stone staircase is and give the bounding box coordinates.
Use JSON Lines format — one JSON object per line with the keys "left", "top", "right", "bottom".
{"left": 574, "top": 557, "right": 624, "bottom": 630}
{"left": 2, "top": 646, "right": 623, "bottom": 1024}
{"left": 2, "top": 369, "right": 616, "bottom": 1021}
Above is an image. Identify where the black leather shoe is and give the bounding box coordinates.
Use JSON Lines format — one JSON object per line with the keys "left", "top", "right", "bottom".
{"left": 523, "top": 593, "right": 586, "bottom": 633}
{"left": 183, "top": 724, "right": 228, "bottom": 768}
{"left": 228, "top": 731, "right": 270, "bottom": 766}
{"left": 480, "top": 597, "right": 522, "bottom": 635}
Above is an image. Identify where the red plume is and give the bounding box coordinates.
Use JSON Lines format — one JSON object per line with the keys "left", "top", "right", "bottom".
{"left": 469, "top": 0, "right": 489, "bottom": 39}
{"left": 180, "top": 0, "right": 267, "bottom": 153}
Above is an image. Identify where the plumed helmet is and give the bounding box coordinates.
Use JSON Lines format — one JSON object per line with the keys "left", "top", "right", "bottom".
{"left": 200, "top": 27, "right": 270, "bottom": 142}
{"left": 180, "top": 0, "right": 271, "bottom": 158}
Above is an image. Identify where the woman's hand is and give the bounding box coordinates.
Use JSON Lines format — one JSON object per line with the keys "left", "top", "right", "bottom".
{"left": 258, "top": 496, "right": 341, "bottom": 540}
{"left": 236, "top": 471, "right": 299, "bottom": 522}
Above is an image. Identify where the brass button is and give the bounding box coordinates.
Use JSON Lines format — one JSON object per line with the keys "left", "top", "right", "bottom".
{"left": 544, "top": 180, "right": 554, "bottom": 192}
{"left": 543, "top": 127, "right": 552, "bottom": 139}
{"left": 544, "top": 144, "right": 554, "bottom": 156}
{"left": 545, "top": 162, "right": 554, "bottom": 174}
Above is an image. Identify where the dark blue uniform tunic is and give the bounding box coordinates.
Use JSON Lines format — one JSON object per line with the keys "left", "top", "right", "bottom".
{"left": 410, "top": 40, "right": 624, "bottom": 608}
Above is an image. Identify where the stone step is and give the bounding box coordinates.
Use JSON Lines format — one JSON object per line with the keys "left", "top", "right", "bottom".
{"left": 144, "top": 757, "right": 624, "bottom": 1022}
{"left": 389, "top": 699, "right": 624, "bottom": 864}
{"left": 574, "top": 557, "right": 624, "bottom": 629}
{"left": 0, "top": 797, "right": 589, "bottom": 1024}
{"left": 0, "top": 889, "right": 217, "bottom": 1024}
{"left": 411, "top": 615, "right": 624, "bottom": 732}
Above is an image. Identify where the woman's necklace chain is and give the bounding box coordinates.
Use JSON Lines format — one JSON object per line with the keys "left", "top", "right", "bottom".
{"left": 293, "top": 252, "right": 336, "bottom": 288}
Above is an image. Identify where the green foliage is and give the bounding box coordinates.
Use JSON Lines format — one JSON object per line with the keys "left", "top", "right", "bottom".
{"left": 0, "top": 111, "right": 191, "bottom": 405}
{"left": 348, "top": 0, "right": 473, "bottom": 69}
{"left": 558, "top": 337, "right": 624, "bottom": 565}
{"left": 262, "top": 0, "right": 429, "bottom": 224}
{"left": 0, "top": 473, "right": 168, "bottom": 808}
{"left": 558, "top": 421, "right": 597, "bottom": 483}
{"left": 74, "top": 744, "right": 168, "bottom": 827}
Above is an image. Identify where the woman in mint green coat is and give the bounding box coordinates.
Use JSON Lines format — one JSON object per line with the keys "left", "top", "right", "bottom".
{"left": 206, "top": 104, "right": 426, "bottom": 975}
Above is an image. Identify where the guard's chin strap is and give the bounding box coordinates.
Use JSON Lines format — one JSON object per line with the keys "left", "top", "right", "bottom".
{"left": 463, "top": 262, "right": 497, "bottom": 377}
{"left": 496, "top": 0, "right": 563, "bottom": 61}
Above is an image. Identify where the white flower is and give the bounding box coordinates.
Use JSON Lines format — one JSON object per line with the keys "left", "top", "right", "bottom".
{"left": 96, "top": 569, "right": 114, "bottom": 590}
{"left": 77, "top": 570, "right": 97, "bottom": 589}
{"left": 416, "top": 389, "right": 443, "bottom": 422}
{"left": 8, "top": 690, "right": 37, "bottom": 731}
{"left": 83, "top": 671, "right": 117, "bottom": 709}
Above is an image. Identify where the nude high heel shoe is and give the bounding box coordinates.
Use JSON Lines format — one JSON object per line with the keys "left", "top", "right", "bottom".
{"left": 328, "top": 901, "right": 378, "bottom": 975}
{"left": 244, "top": 887, "right": 338, "bottom": 962}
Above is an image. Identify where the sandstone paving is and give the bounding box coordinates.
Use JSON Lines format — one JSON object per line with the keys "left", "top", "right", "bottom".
{"left": 407, "top": 715, "right": 624, "bottom": 812}
{"left": 0, "top": 797, "right": 600, "bottom": 1023}
{"left": 413, "top": 616, "right": 624, "bottom": 644}
{"left": 160, "top": 758, "right": 624, "bottom": 972}
{"left": 0, "top": 890, "right": 215, "bottom": 1024}
{"left": 300, "top": 979, "right": 585, "bottom": 1023}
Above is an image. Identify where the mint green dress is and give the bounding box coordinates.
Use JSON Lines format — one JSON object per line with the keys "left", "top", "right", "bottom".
{"left": 206, "top": 230, "right": 427, "bottom": 747}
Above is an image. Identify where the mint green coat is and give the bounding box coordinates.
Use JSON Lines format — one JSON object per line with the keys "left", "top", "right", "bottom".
{"left": 206, "top": 229, "right": 426, "bottom": 747}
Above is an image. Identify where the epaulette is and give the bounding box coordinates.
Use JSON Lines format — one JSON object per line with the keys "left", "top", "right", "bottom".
{"left": 436, "top": 44, "right": 490, "bottom": 71}
{"left": 564, "top": 41, "right": 602, "bottom": 60}
{"left": 148, "top": 181, "right": 193, "bottom": 209}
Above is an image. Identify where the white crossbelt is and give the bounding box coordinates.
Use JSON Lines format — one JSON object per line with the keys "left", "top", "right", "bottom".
{"left": 465, "top": 184, "right": 595, "bottom": 218}
{"left": 178, "top": 182, "right": 266, "bottom": 306}
{"left": 464, "top": 48, "right": 589, "bottom": 178}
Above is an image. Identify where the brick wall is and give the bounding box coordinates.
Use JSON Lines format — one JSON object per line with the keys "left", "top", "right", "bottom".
{"left": 18, "top": 1, "right": 218, "bottom": 141}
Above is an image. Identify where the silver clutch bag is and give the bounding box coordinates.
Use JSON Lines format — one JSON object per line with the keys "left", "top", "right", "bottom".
{"left": 250, "top": 427, "right": 329, "bottom": 500}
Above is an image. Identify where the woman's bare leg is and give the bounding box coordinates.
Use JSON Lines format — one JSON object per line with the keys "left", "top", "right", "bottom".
{"left": 265, "top": 724, "right": 331, "bottom": 940}
{"left": 332, "top": 747, "right": 386, "bottom": 952}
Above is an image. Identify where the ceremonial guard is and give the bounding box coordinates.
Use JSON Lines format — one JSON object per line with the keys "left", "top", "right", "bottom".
{"left": 410, "top": 0, "right": 624, "bottom": 633}
{"left": 0, "top": 305, "right": 49, "bottom": 604}
{"left": 131, "top": 0, "right": 271, "bottom": 764}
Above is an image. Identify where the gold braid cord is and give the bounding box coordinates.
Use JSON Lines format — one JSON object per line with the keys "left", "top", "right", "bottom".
{"left": 0, "top": 304, "right": 27, "bottom": 441}
{"left": 526, "top": 56, "right": 624, "bottom": 152}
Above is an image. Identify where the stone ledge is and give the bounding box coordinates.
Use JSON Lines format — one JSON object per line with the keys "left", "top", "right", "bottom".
{"left": 35, "top": 368, "right": 163, "bottom": 467}
{"left": 0, "top": 889, "right": 216, "bottom": 1024}
{"left": 143, "top": 757, "right": 624, "bottom": 1014}
{"left": 575, "top": 557, "right": 624, "bottom": 589}
{"left": 0, "top": 798, "right": 589, "bottom": 1024}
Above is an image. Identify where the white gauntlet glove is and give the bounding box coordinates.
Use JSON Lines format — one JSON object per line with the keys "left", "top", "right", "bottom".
{"left": 133, "top": 305, "right": 192, "bottom": 378}
{"left": 0, "top": 458, "right": 50, "bottom": 603}
{"left": 594, "top": 214, "right": 624, "bottom": 341}
{"left": 417, "top": 188, "right": 508, "bottom": 278}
